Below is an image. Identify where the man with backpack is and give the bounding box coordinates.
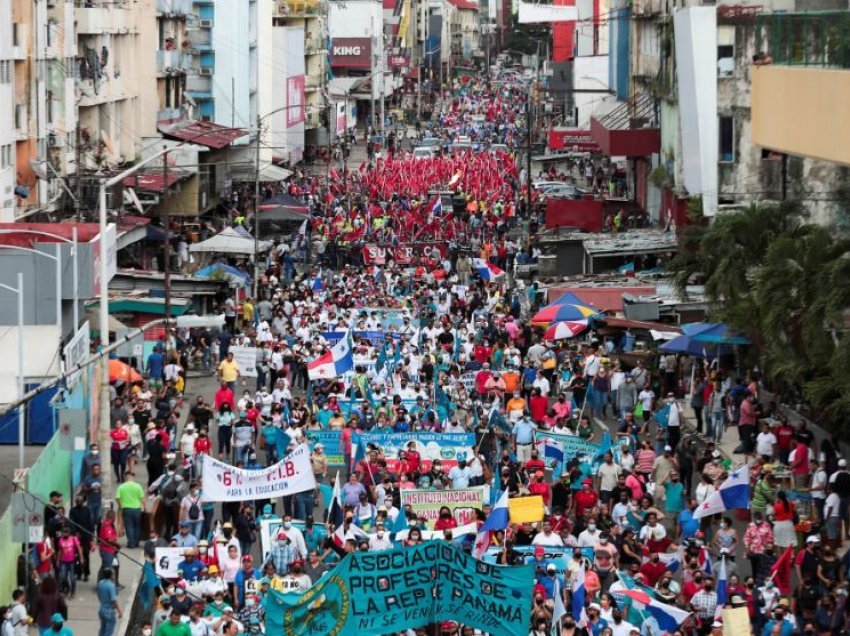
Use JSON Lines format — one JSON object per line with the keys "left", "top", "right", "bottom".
{"left": 150, "top": 467, "right": 188, "bottom": 539}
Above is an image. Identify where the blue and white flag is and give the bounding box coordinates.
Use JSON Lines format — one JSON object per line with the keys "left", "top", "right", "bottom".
{"left": 693, "top": 465, "right": 750, "bottom": 519}
{"left": 473, "top": 490, "right": 509, "bottom": 559}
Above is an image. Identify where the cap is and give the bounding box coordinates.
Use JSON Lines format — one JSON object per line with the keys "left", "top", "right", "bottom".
{"left": 546, "top": 563, "right": 557, "bottom": 571}
{"left": 277, "top": 532, "right": 288, "bottom": 540}
{"left": 778, "top": 598, "right": 791, "bottom": 608}
{"left": 208, "top": 565, "right": 219, "bottom": 573}
{"left": 159, "top": 594, "right": 171, "bottom": 603}
{"left": 588, "top": 603, "right": 602, "bottom": 611}
{"left": 242, "top": 555, "right": 253, "bottom": 562}
{"left": 712, "top": 450, "right": 721, "bottom": 458}
{"left": 292, "top": 558, "right": 304, "bottom": 565}
{"left": 223, "top": 606, "right": 235, "bottom": 614}
{"left": 222, "top": 522, "right": 234, "bottom": 529}
{"left": 314, "top": 443, "right": 324, "bottom": 449}
{"left": 762, "top": 463, "right": 774, "bottom": 473}
{"left": 664, "top": 445, "right": 672, "bottom": 452}
{"left": 51, "top": 614, "right": 65, "bottom": 624}
{"left": 176, "top": 587, "right": 186, "bottom": 595}
{"left": 534, "top": 545, "right": 545, "bottom": 557}
{"left": 806, "top": 535, "right": 821, "bottom": 544}
{"left": 841, "top": 459, "right": 848, "bottom": 467}
{"left": 198, "top": 540, "right": 209, "bottom": 547}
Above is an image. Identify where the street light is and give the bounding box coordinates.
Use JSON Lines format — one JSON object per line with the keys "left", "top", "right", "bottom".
{"left": 0, "top": 228, "right": 80, "bottom": 332}
{"left": 0, "top": 274, "right": 26, "bottom": 469}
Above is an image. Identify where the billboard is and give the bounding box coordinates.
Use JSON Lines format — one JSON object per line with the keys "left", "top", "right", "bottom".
{"left": 330, "top": 38, "right": 372, "bottom": 68}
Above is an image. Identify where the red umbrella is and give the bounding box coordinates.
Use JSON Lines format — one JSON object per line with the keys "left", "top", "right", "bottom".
{"left": 543, "top": 320, "right": 589, "bottom": 341}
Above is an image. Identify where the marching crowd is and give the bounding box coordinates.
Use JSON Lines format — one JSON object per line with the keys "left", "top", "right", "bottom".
{"left": 5, "top": 74, "right": 850, "bottom": 636}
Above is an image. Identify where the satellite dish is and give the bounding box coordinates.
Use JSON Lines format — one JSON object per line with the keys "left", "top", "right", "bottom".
{"left": 29, "top": 159, "right": 50, "bottom": 180}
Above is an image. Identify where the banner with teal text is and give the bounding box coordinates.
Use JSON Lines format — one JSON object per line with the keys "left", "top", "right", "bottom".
{"left": 264, "top": 542, "right": 534, "bottom": 636}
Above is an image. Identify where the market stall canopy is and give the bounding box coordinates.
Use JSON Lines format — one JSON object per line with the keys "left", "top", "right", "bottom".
{"left": 658, "top": 334, "right": 728, "bottom": 360}
{"left": 194, "top": 263, "right": 252, "bottom": 284}
{"left": 84, "top": 306, "right": 128, "bottom": 333}
{"left": 543, "top": 320, "right": 589, "bottom": 341}
{"left": 108, "top": 358, "right": 141, "bottom": 383}
{"left": 531, "top": 292, "right": 602, "bottom": 326}
{"left": 681, "top": 322, "right": 751, "bottom": 345}
{"left": 189, "top": 227, "right": 272, "bottom": 255}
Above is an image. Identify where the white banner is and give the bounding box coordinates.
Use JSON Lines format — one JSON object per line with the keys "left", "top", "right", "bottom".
{"left": 201, "top": 445, "right": 316, "bottom": 502}
{"left": 155, "top": 547, "right": 187, "bottom": 578}
{"left": 230, "top": 345, "right": 258, "bottom": 377}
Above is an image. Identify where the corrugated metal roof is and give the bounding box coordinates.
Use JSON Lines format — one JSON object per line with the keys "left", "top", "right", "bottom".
{"left": 547, "top": 286, "right": 656, "bottom": 313}
{"left": 158, "top": 120, "right": 248, "bottom": 149}
{"left": 122, "top": 169, "right": 191, "bottom": 192}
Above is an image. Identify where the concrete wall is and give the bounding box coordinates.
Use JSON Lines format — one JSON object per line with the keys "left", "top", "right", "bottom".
{"left": 212, "top": 0, "right": 252, "bottom": 131}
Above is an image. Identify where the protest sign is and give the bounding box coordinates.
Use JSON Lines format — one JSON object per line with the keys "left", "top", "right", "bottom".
{"left": 400, "top": 487, "right": 485, "bottom": 528}
{"left": 534, "top": 430, "right": 611, "bottom": 475}
{"left": 201, "top": 445, "right": 315, "bottom": 502}
{"left": 259, "top": 518, "right": 329, "bottom": 563}
{"left": 482, "top": 546, "right": 593, "bottom": 575}
{"left": 305, "top": 430, "right": 345, "bottom": 466}
{"left": 722, "top": 607, "right": 750, "bottom": 636}
{"left": 264, "top": 542, "right": 533, "bottom": 636}
{"left": 357, "top": 432, "right": 475, "bottom": 472}
{"left": 229, "top": 345, "right": 258, "bottom": 377}
{"left": 507, "top": 496, "right": 545, "bottom": 523}
{"left": 155, "top": 547, "right": 188, "bottom": 578}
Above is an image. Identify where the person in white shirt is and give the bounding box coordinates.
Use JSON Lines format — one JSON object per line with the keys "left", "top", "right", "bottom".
{"left": 810, "top": 459, "right": 828, "bottom": 522}
{"left": 531, "top": 522, "right": 565, "bottom": 546}
{"left": 584, "top": 349, "right": 601, "bottom": 378}
{"left": 755, "top": 423, "right": 777, "bottom": 460}
{"left": 639, "top": 514, "right": 667, "bottom": 543}
{"left": 824, "top": 484, "right": 841, "bottom": 542}
{"left": 532, "top": 373, "right": 550, "bottom": 397}
{"left": 368, "top": 524, "right": 394, "bottom": 551}
{"left": 577, "top": 522, "right": 602, "bottom": 547}
{"left": 608, "top": 610, "right": 638, "bottom": 636}
{"left": 278, "top": 516, "right": 308, "bottom": 558}
{"left": 180, "top": 424, "right": 198, "bottom": 460}
{"left": 618, "top": 446, "right": 635, "bottom": 473}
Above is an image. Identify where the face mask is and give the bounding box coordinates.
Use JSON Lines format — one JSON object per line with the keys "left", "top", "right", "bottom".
{"left": 278, "top": 540, "right": 287, "bottom": 546}
{"left": 283, "top": 521, "right": 292, "bottom": 529}
{"left": 587, "top": 524, "right": 596, "bottom": 532}
{"left": 719, "top": 522, "right": 727, "bottom": 529}
{"left": 143, "top": 630, "right": 152, "bottom": 636}
{"left": 91, "top": 449, "right": 99, "bottom": 456}
{"left": 377, "top": 531, "right": 384, "bottom": 539}
{"left": 246, "top": 599, "right": 255, "bottom": 607}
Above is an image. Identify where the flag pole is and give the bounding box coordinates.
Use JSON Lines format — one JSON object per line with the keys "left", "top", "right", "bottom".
{"left": 325, "top": 470, "right": 339, "bottom": 525}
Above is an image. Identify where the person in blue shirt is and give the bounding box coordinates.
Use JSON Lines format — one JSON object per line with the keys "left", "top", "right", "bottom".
{"left": 96, "top": 568, "right": 121, "bottom": 636}
{"left": 536, "top": 563, "right": 565, "bottom": 601}
{"left": 48, "top": 613, "right": 74, "bottom": 636}
{"left": 316, "top": 405, "right": 334, "bottom": 428}
{"left": 146, "top": 349, "right": 164, "bottom": 386}
{"left": 176, "top": 549, "right": 205, "bottom": 581}
{"left": 393, "top": 417, "right": 410, "bottom": 433}
{"left": 232, "top": 556, "right": 261, "bottom": 609}
{"left": 677, "top": 500, "right": 701, "bottom": 541}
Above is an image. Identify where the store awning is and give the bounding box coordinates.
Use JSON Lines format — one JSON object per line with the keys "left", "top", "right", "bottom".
{"left": 158, "top": 120, "right": 248, "bottom": 150}
{"left": 329, "top": 77, "right": 367, "bottom": 99}
{"left": 230, "top": 162, "right": 293, "bottom": 183}
{"left": 590, "top": 92, "right": 660, "bottom": 157}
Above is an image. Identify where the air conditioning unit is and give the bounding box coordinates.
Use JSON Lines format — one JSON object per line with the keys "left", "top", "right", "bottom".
{"left": 199, "top": 67, "right": 213, "bottom": 76}
{"left": 199, "top": 19, "right": 213, "bottom": 28}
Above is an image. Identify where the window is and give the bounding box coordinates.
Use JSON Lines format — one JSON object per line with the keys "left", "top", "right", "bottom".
{"left": 719, "top": 116, "right": 734, "bottom": 162}
{"left": 717, "top": 26, "right": 734, "bottom": 77}
{"left": 0, "top": 145, "right": 12, "bottom": 169}
{"left": 0, "top": 61, "right": 11, "bottom": 83}
{"left": 14, "top": 105, "right": 23, "bottom": 130}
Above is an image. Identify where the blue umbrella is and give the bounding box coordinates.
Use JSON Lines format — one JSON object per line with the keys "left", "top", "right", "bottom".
{"left": 681, "top": 322, "right": 751, "bottom": 345}
{"left": 658, "top": 334, "right": 725, "bottom": 359}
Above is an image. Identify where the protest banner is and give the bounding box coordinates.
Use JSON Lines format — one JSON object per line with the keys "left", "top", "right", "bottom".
{"left": 401, "top": 487, "right": 485, "bottom": 528}
{"left": 507, "top": 496, "right": 544, "bottom": 523}
{"left": 264, "top": 542, "right": 534, "bottom": 636}
{"left": 201, "top": 445, "right": 315, "bottom": 502}
{"left": 534, "top": 430, "right": 611, "bottom": 475}
{"left": 722, "top": 607, "right": 750, "bottom": 636}
{"left": 357, "top": 432, "right": 475, "bottom": 472}
{"left": 305, "top": 430, "right": 345, "bottom": 466}
{"left": 155, "top": 547, "right": 189, "bottom": 578}
{"left": 229, "top": 345, "right": 258, "bottom": 377}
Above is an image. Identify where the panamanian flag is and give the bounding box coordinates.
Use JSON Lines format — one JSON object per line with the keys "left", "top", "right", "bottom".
{"left": 693, "top": 465, "right": 750, "bottom": 519}
{"left": 430, "top": 197, "right": 443, "bottom": 217}
{"left": 307, "top": 333, "right": 353, "bottom": 380}
{"left": 472, "top": 258, "right": 505, "bottom": 282}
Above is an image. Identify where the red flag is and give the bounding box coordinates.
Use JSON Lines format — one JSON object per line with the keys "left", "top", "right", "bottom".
{"left": 770, "top": 546, "right": 793, "bottom": 596}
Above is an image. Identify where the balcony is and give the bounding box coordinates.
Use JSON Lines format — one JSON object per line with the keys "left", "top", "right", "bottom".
{"left": 274, "top": 0, "right": 326, "bottom": 17}
{"left": 187, "top": 29, "right": 212, "bottom": 48}
{"left": 156, "top": 49, "right": 189, "bottom": 74}
{"left": 755, "top": 12, "right": 850, "bottom": 69}
{"left": 589, "top": 91, "right": 660, "bottom": 157}
{"left": 75, "top": 6, "right": 129, "bottom": 35}
{"left": 186, "top": 74, "right": 212, "bottom": 97}
{"left": 156, "top": 0, "right": 193, "bottom": 16}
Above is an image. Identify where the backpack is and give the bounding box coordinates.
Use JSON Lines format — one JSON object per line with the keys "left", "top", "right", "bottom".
{"left": 161, "top": 475, "right": 180, "bottom": 505}
{"left": 188, "top": 498, "right": 201, "bottom": 521}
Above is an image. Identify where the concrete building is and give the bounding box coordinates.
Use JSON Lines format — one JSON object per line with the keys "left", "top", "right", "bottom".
{"left": 10, "top": 0, "right": 78, "bottom": 220}
{"left": 75, "top": 0, "right": 159, "bottom": 173}
{"left": 273, "top": 0, "right": 328, "bottom": 149}
{"left": 155, "top": 0, "right": 194, "bottom": 126}
{"left": 447, "top": 0, "right": 480, "bottom": 64}
{"left": 328, "top": 0, "right": 393, "bottom": 130}
{"left": 0, "top": 0, "right": 15, "bottom": 221}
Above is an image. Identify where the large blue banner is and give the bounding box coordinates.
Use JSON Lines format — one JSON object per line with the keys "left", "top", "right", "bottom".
{"left": 264, "top": 542, "right": 534, "bottom": 636}
{"left": 356, "top": 431, "right": 476, "bottom": 471}
{"left": 482, "top": 545, "right": 594, "bottom": 576}
{"left": 533, "top": 430, "right": 612, "bottom": 476}
{"left": 305, "top": 430, "right": 345, "bottom": 466}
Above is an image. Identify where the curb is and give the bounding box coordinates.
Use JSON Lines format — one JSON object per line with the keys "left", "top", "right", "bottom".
{"left": 116, "top": 565, "right": 143, "bottom": 635}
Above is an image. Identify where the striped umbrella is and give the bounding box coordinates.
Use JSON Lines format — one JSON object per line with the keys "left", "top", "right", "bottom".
{"left": 543, "top": 320, "right": 589, "bottom": 341}
{"left": 532, "top": 292, "right": 601, "bottom": 327}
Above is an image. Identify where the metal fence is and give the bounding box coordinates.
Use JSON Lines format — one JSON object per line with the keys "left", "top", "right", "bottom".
{"left": 756, "top": 12, "right": 850, "bottom": 68}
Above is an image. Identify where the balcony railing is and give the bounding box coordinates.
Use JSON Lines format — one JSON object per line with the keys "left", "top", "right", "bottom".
{"left": 156, "top": 50, "right": 190, "bottom": 74}
{"left": 274, "top": 0, "right": 326, "bottom": 17}
{"left": 75, "top": 5, "right": 129, "bottom": 35}
{"left": 186, "top": 75, "right": 212, "bottom": 95}
{"left": 755, "top": 12, "right": 850, "bottom": 69}
{"left": 157, "top": 0, "right": 193, "bottom": 15}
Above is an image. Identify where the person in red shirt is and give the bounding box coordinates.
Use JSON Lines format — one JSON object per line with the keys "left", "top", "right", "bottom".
{"left": 98, "top": 510, "right": 120, "bottom": 573}
{"left": 525, "top": 449, "right": 546, "bottom": 475}
{"left": 197, "top": 539, "right": 218, "bottom": 569}
{"left": 549, "top": 509, "right": 571, "bottom": 534}
{"left": 774, "top": 419, "right": 795, "bottom": 464}
{"left": 475, "top": 365, "right": 493, "bottom": 398}
{"left": 244, "top": 403, "right": 260, "bottom": 429}
{"left": 681, "top": 569, "right": 705, "bottom": 603}
{"left": 405, "top": 441, "right": 421, "bottom": 477}
{"left": 110, "top": 422, "right": 131, "bottom": 483}
{"left": 214, "top": 382, "right": 235, "bottom": 412}
{"left": 434, "top": 506, "right": 458, "bottom": 531}
{"left": 573, "top": 478, "right": 599, "bottom": 517}
{"left": 194, "top": 428, "right": 212, "bottom": 459}
{"left": 790, "top": 439, "right": 810, "bottom": 488}
{"left": 639, "top": 552, "right": 668, "bottom": 587}
{"left": 529, "top": 388, "right": 549, "bottom": 424}
{"left": 527, "top": 470, "right": 552, "bottom": 509}
{"left": 473, "top": 342, "right": 492, "bottom": 365}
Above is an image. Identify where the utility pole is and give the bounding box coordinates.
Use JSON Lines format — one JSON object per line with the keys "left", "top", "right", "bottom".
{"left": 162, "top": 148, "right": 172, "bottom": 333}
{"left": 75, "top": 122, "right": 82, "bottom": 222}
{"left": 253, "top": 114, "right": 261, "bottom": 299}
{"left": 525, "top": 93, "right": 532, "bottom": 218}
